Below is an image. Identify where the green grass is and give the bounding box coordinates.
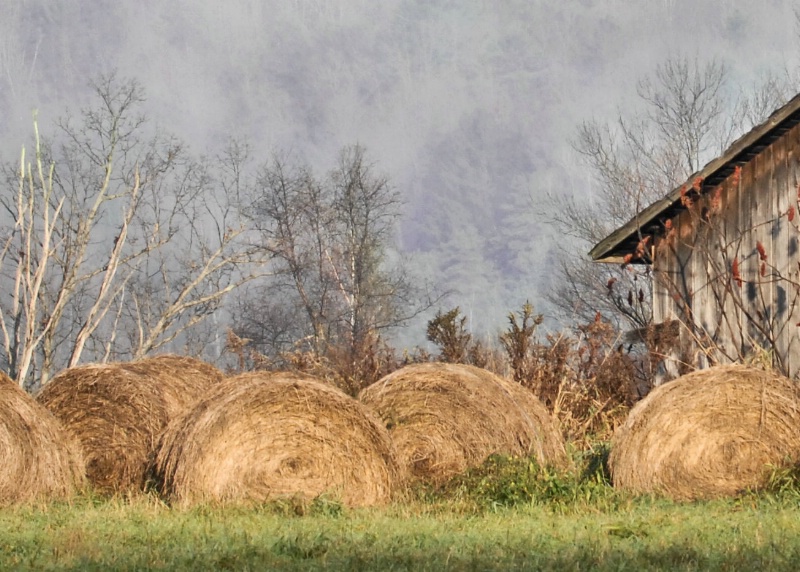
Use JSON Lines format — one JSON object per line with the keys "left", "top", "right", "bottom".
{"left": 1, "top": 494, "right": 800, "bottom": 571}
{"left": 4, "top": 453, "right": 800, "bottom": 571}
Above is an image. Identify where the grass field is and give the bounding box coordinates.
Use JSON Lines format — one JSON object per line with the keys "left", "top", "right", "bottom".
{"left": 3, "top": 490, "right": 800, "bottom": 571}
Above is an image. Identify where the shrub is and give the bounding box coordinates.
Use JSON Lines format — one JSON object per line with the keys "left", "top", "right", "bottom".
{"left": 427, "top": 451, "right": 616, "bottom": 512}
{"left": 502, "top": 311, "right": 640, "bottom": 447}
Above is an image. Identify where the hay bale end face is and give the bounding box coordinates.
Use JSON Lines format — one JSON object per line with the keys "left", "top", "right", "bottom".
{"left": 153, "top": 372, "right": 402, "bottom": 507}
{"left": 610, "top": 365, "right": 800, "bottom": 500}
{"left": 0, "top": 372, "right": 85, "bottom": 504}
{"left": 37, "top": 364, "right": 171, "bottom": 494}
{"left": 358, "top": 363, "right": 567, "bottom": 484}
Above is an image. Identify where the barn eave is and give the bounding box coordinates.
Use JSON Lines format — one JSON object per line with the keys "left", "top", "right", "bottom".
{"left": 589, "top": 91, "right": 800, "bottom": 264}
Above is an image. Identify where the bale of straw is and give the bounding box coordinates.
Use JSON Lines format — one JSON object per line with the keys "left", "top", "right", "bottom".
{"left": 37, "top": 364, "right": 172, "bottom": 493}
{"left": 610, "top": 364, "right": 800, "bottom": 500}
{"left": 120, "top": 354, "right": 224, "bottom": 419}
{"left": 153, "top": 372, "right": 402, "bottom": 507}
{"left": 37, "top": 356, "right": 224, "bottom": 494}
{"left": 358, "top": 363, "right": 567, "bottom": 483}
{"left": 0, "top": 371, "right": 85, "bottom": 504}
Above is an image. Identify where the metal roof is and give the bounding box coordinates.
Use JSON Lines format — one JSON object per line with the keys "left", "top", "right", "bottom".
{"left": 589, "top": 91, "right": 800, "bottom": 263}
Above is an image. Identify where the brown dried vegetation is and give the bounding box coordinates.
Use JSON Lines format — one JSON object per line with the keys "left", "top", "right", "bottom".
{"left": 499, "top": 312, "right": 639, "bottom": 447}
{"left": 225, "top": 329, "right": 405, "bottom": 396}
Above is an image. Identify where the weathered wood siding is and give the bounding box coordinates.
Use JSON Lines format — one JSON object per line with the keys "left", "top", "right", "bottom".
{"left": 652, "top": 121, "right": 800, "bottom": 378}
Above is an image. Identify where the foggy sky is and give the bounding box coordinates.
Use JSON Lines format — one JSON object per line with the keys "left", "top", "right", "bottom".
{"left": 1, "top": 0, "right": 798, "bottom": 345}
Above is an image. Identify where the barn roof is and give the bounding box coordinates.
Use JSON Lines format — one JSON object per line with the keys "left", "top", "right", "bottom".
{"left": 589, "top": 91, "right": 800, "bottom": 263}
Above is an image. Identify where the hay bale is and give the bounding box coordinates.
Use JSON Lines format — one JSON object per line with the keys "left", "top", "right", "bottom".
{"left": 0, "top": 371, "right": 85, "bottom": 504}
{"left": 37, "top": 356, "right": 224, "bottom": 494}
{"left": 153, "top": 372, "right": 402, "bottom": 507}
{"left": 120, "top": 354, "right": 224, "bottom": 419}
{"left": 610, "top": 364, "right": 800, "bottom": 500}
{"left": 37, "top": 364, "right": 172, "bottom": 493}
{"left": 358, "top": 363, "right": 567, "bottom": 483}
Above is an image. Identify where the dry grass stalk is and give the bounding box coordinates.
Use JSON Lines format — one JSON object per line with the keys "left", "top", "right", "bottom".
{"left": 153, "top": 372, "right": 402, "bottom": 507}
{"left": 610, "top": 364, "right": 800, "bottom": 500}
{"left": 358, "top": 363, "right": 567, "bottom": 484}
{"left": 0, "top": 371, "right": 85, "bottom": 504}
{"left": 500, "top": 318, "right": 639, "bottom": 450}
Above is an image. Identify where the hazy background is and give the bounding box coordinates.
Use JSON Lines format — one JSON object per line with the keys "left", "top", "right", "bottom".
{"left": 1, "top": 0, "right": 799, "bottom": 347}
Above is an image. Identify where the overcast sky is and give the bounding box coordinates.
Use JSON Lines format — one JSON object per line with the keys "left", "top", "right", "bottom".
{"left": 1, "top": 0, "right": 799, "bottom": 344}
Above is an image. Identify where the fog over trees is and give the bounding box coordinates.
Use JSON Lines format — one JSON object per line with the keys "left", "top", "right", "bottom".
{"left": 1, "top": 1, "right": 799, "bottom": 349}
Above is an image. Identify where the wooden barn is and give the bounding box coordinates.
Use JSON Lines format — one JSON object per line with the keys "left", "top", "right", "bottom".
{"left": 590, "top": 92, "right": 800, "bottom": 379}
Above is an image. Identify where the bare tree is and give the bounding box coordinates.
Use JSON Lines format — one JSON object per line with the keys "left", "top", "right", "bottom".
{"left": 326, "top": 145, "right": 414, "bottom": 362}
{"left": 544, "top": 55, "right": 792, "bottom": 331}
{"left": 116, "top": 139, "right": 264, "bottom": 360}
{"left": 238, "top": 151, "right": 330, "bottom": 352}
{"left": 0, "top": 75, "right": 263, "bottom": 388}
{"left": 235, "top": 145, "right": 432, "bottom": 372}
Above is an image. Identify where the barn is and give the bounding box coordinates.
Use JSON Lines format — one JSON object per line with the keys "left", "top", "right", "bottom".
{"left": 590, "top": 92, "right": 800, "bottom": 379}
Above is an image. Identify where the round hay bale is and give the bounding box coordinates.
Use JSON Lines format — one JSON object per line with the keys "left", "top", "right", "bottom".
{"left": 358, "top": 362, "right": 567, "bottom": 483}
{"left": 0, "top": 371, "right": 85, "bottom": 504}
{"left": 153, "top": 372, "right": 402, "bottom": 507}
{"left": 610, "top": 364, "right": 800, "bottom": 500}
{"left": 120, "top": 354, "right": 224, "bottom": 419}
{"left": 37, "top": 364, "right": 171, "bottom": 494}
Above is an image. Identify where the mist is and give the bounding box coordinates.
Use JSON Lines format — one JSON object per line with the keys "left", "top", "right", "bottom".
{"left": 1, "top": 0, "right": 798, "bottom": 347}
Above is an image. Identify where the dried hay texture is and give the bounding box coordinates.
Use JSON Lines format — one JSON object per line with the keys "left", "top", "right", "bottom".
{"left": 37, "top": 364, "right": 169, "bottom": 493}
{"left": 37, "top": 357, "right": 224, "bottom": 494}
{"left": 0, "top": 371, "right": 85, "bottom": 504}
{"left": 610, "top": 364, "right": 800, "bottom": 500}
{"left": 358, "top": 363, "right": 567, "bottom": 483}
{"left": 153, "top": 372, "right": 402, "bottom": 507}
{"left": 120, "top": 354, "right": 224, "bottom": 419}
